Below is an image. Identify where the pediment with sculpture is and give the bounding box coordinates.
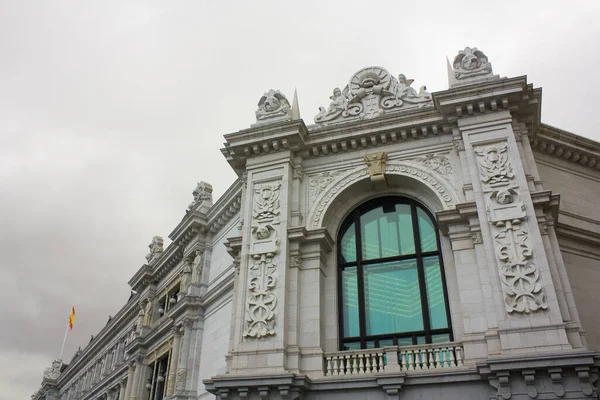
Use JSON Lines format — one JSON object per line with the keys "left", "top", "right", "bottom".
{"left": 314, "top": 66, "right": 432, "bottom": 125}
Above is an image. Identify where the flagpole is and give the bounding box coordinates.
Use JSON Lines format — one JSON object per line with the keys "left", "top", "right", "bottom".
{"left": 59, "top": 323, "right": 69, "bottom": 361}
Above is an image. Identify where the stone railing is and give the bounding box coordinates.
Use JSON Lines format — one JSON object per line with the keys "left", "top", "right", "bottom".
{"left": 324, "top": 342, "right": 464, "bottom": 376}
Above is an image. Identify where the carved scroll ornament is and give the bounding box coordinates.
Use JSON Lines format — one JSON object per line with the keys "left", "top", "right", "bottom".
{"left": 245, "top": 180, "right": 282, "bottom": 339}
{"left": 314, "top": 66, "right": 432, "bottom": 125}
{"left": 474, "top": 142, "right": 547, "bottom": 313}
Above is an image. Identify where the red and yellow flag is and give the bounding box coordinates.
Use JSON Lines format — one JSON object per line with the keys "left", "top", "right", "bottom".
{"left": 68, "top": 307, "right": 76, "bottom": 330}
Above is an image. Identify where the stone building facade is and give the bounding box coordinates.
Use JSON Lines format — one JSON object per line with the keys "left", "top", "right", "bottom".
{"left": 33, "top": 47, "right": 600, "bottom": 400}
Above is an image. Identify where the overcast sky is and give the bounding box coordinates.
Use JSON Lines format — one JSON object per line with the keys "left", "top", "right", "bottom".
{"left": 1, "top": 1, "right": 599, "bottom": 398}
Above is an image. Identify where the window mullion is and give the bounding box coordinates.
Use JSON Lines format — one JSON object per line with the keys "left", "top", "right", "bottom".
{"left": 355, "top": 211, "right": 368, "bottom": 349}
{"left": 411, "top": 202, "right": 433, "bottom": 344}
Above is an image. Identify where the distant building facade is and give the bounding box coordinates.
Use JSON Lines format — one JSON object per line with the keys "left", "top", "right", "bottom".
{"left": 33, "top": 47, "right": 600, "bottom": 400}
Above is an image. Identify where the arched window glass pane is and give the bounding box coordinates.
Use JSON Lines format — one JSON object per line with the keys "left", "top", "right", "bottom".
{"left": 364, "top": 260, "right": 423, "bottom": 335}
{"left": 417, "top": 207, "right": 437, "bottom": 252}
{"left": 342, "top": 267, "right": 360, "bottom": 337}
{"left": 340, "top": 222, "right": 356, "bottom": 263}
{"left": 424, "top": 256, "right": 449, "bottom": 329}
{"left": 361, "top": 204, "right": 414, "bottom": 260}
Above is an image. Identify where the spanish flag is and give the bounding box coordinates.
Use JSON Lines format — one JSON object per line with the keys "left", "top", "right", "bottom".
{"left": 68, "top": 307, "right": 76, "bottom": 330}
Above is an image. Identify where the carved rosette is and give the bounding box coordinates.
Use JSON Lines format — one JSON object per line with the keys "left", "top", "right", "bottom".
{"left": 244, "top": 181, "right": 282, "bottom": 339}
{"left": 474, "top": 143, "right": 548, "bottom": 313}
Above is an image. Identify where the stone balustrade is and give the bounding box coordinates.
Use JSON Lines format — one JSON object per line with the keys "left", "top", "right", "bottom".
{"left": 324, "top": 342, "right": 464, "bottom": 376}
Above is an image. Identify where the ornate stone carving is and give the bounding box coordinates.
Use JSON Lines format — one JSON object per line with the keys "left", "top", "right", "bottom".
{"left": 187, "top": 182, "right": 213, "bottom": 212}
{"left": 245, "top": 179, "right": 282, "bottom": 339}
{"left": 43, "top": 360, "right": 62, "bottom": 380}
{"left": 309, "top": 164, "right": 456, "bottom": 229}
{"left": 415, "top": 153, "right": 452, "bottom": 175}
{"left": 474, "top": 143, "right": 514, "bottom": 184}
{"left": 471, "top": 231, "right": 483, "bottom": 244}
{"left": 314, "top": 66, "right": 432, "bottom": 125}
{"left": 175, "top": 368, "right": 186, "bottom": 392}
{"left": 292, "top": 166, "right": 304, "bottom": 181}
{"left": 145, "top": 236, "right": 164, "bottom": 264}
{"left": 192, "top": 249, "right": 203, "bottom": 284}
{"left": 180, "top": 259, "right": 192, "bottom": 291}
{"left": 253, "top": 182, "right": 281, "bottom": 222}
{"left": 244, "top": 252, "right": 278, "bottom": 338}
{"left": 290, "top": 255, "right": 302, "bottom": 268}
{"left": 453, "top": 46, "right": 493, "bottom": 80}
{"left": 308, "top": 170, "right": 349, "bottom": 201}
{"left": 474, "top": 143, "right": 547, "bottom": 314}
{"left": 142, "top": 298, "right": 153, "bottom": 327}
{"left": 255, "top": 89, "right": 291, "bottom": 124}
{"left": 365, "top": 152, "right": 387, "bottom": 187}
{"left": 453, "top": 139, "right": 465, "bottom": 151}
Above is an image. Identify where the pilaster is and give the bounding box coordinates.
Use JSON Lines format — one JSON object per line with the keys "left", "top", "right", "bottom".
{"left": 458, "top": 110, "right": 571, "bottom": 354}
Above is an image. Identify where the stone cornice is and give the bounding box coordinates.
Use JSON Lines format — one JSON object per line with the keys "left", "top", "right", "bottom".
{"left": 221, "top": 120, "right": 309, "bottom": 171}
{"left": 532, "top": 123, "right": 600, "bottom": 172}
{"left": 207, "top": 180, "right": 242, "bottom": 235}
{"left": 433, "top": 76, "right": 541, "bottom": 137}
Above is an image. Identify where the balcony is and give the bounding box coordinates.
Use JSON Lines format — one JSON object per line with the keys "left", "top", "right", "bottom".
{"left": 323, "top": 342, "right": 464, "bottom": 376}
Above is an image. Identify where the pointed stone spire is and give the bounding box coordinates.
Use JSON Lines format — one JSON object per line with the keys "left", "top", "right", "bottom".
{"left": 291, "top": 88, "right": 300, "bottom": 120}
{"left": 446, "top": 56, "right": 457, "bottom": 88}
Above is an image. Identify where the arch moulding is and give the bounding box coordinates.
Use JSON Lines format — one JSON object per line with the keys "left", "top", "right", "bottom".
{"left": 307, "top": 162, "right": 459, "bottom": 230}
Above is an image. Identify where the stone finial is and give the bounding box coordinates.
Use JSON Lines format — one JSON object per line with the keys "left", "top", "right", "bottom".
{"left": 254, "top": 89, "right": 291, "bottom": 125}
{"left": 187, "top": 181, "right": 213, "bottom": 212}
{"left": 314, "top": 66, "right": 432, "bottom": 126}
{"left": 448, "top": 46, "right": 498, "bottom": 87}
{"left": 145, "top": 236, "right": 164, "bottom": 264}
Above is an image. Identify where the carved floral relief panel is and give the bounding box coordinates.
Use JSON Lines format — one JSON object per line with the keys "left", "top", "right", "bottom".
{"left": 474, "top": 142, "right": 547, "bottom": 314}
{"left": 244, "top": 180, "right": 282, "bottom": 339}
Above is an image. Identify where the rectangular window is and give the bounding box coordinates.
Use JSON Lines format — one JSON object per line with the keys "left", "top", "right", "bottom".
{"left": 364, "top": 260, "right": 423, "bottom": 335}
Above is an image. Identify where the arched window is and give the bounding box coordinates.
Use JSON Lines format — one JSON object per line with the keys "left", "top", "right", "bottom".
{"left": 338, "top": 197, "right": 452, "bottom": 350}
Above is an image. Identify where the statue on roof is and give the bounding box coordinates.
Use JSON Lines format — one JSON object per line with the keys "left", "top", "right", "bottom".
{"left": 145, "top": 236, "right": 164, "bottom": 264}
{"left": 187, "top": 182, "right": 213, "bottom": 212}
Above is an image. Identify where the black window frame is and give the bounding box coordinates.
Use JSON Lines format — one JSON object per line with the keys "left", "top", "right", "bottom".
{"left": 337, "top": 196, "right": 453, "bottom": 350}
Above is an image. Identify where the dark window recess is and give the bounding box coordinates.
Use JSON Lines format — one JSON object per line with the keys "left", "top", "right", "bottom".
{"left": 337, "top": 197, "right": 453, "bottom": 350}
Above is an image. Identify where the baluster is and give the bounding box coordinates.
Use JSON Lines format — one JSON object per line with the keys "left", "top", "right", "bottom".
{"left": 326, "top": 357, "right": 332, "bottom": 376}
{"left": 431, "top": 348, "right": 438, "bottom": 368}
{"left": 414, "top": 349, "right": 421, "bottom": 370}
{"left": 350, "top": 354, "right": 357, "bottom": 374}
{"left": 341, "top": 355, "right": 347, "bottom": 375}
{"left": 358, "top": 354, "right": 365, "bottom": 374}
{"left": 400, "top": 350, "right": 407, "bottom": 371}
{"left": 455, "top": 346, "right": 464, "bottom": 366}
{"left": 334, "top": 356, "right": 340, "bottom": 375}
{"left": 377, "top": 352, "right": 385, "bottom": 372}
{"left": 407, "top": 350, "right": 414, "bottom": 371}
{"left": 367, "top": 353, "right": 373, "bottom": 373}
{"left": 446, "top": 347, "right": 456, "bottom": 367}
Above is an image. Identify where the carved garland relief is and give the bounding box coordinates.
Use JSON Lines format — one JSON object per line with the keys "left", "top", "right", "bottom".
{"left": 474, "top": 143, "right": 547, "bottom": 313}
{"left": 244, "top": 181, "right": 282, "bottom": 339}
